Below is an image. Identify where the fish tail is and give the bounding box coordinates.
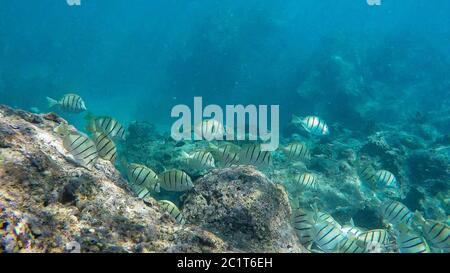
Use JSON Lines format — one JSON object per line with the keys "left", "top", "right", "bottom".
{"left": 84, "top": 112, "right": 96, "bottom": 133}
{"left": 412, "top": 210, "right": 426, "bottom": 226}
{"left": 310, "top": 203, "right": 320, "bottom": 222}
{"left": 46, "top": 97, "right": 59, "bottom": 108}
{"left": 206, "top": 142, "right": 222, "bottom": 157}
{"left": 180, "top": 151, "right": 190, "bottom": 158}
{"left": 207, "top": 142, "right": 218, "bottom": 150}
{"left": 118, "top": 156, "right": 129, "bottom": 170}
{"left": 291, "top": 114, "right": 302, "bottom": 123}
{"left": 281, "top": 145, "right": 289, "bottom": 156}
{"left": 117, "top": 156, "right": 132, "bottom": 179}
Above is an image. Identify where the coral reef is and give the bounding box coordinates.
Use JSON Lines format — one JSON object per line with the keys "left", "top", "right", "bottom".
{"left": 281, "top": 117, "right": 449, "bottom": 232}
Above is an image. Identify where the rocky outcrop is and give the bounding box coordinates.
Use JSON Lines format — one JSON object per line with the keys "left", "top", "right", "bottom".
{"left": 0, "top": 105, "right": 229, "bottom": 253}
{"left": 0, "top": 105, "right": 309, "bottom": 253}
{"left": 182, "top": 166, "right": 307, "bottom": 253}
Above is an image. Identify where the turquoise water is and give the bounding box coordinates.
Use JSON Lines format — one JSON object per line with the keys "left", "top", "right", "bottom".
{"left": 0, "top": 0, "right": 449, "bottom": 253}
{"left": 1, "top": 1, "right": 449, "bottom": 128}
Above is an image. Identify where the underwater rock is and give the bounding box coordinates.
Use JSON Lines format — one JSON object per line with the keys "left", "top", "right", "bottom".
{"left": 182, "top": 165, "right": 308, "bottom": 253}
{"left": 122, "top": 121, "right": 174, "bottom": 174}
{"left": 407, "top": 150, "right": 449, "bottom": 184}
{"left": 0, "top": 105, "right": 229, "bottom": 253}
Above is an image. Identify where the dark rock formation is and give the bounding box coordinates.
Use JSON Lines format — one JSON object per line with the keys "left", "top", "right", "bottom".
{"left": 182, "top": 166, "right": 307, "bottom": 253}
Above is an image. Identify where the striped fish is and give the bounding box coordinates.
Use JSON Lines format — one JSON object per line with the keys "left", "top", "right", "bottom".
{"left": 312, "top": 221, "right": 345, "bottom": 252}
{"left": 293, "top": 115, "right": 329, "bottom": 136}
{"left": 209, "top": 142, "right": 241, "bottom": 167}
{"left": 341, "top": 225, "right": 363, "bottom": 238}
{"left": 90, "top": 116, "right": 126, "bottom": 140}
{"left": 292, "top": 208, "right": 314, "bottom": 248}
{"left": 357, "top": 229, "right": 390, "bottom": 247}
{"left": 238, "top": 144, "right": 272, "bottom": 168}
{"left": 159, "top": 169, "right": 194, "bottom": 192}
{"left": 158, "top": 200, "right": 186, "bottom": 225}
{"left": 293, "top": 172, "right": 318, "bottom": 191}
{"left": 397, "top": 231, "right": 430, "bottom": 253}
{"left": 381, "top": 199, "right": 413, "bottom": 227}
{"left": 357, "top": 163, "right": 377, "bottom": 186}
{"left": 419, "top": 220, "right": 450, "bottom": 251}
{"left": 47, "top": 93, "right": 87, "bottom": 113}
{"left": 375, "top": 170, "right": 398, "bottom": 188}
{"left": 127, "top": 163, "right": 160, "bottom": 197}
{"left": 338, "top": 237, "right": 366, "bottom": 253}
{"left": 93, "top": 132, "right": 117, "bottom": 163}
{"left": 63, "top": 132, "right": 98, "bottom": 170}
{"left": 282, "top": 142, "right": 310, "bottom": 161}
{"left": 183, "top": 151, "right": 215, "bottom": 169}
{"left": 315, "top": 212, "right": 342, "bottom": 229}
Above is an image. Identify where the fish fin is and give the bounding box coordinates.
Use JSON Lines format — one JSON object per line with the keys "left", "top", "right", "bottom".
{"left": 349, "top": 218, "right": 355, "bottom": 227}
{"left": 180, "top": 151, "right": 190, "bottom": 158}
{"left": 291, "top": 114, "right": 302, "bottom": 124}
{"left": 84, "top": 112, "right": 97, "bottom": 134}
{"left": 280, "top": 145, "right": 288, "bottom": 154}
{"left": 347, "top": 232, "right": 357, "bottom": 240}
{"left": 118, "top": 157, "right": 130, "bottom": 176}
{"left": 46, "top": 97, "right": 59, "bottom": 108}
{"left": 53, "top": 122, "right": 70, "bottom": 137}
{"left": 310, "top": 203, "right": 320, "bottom": 222}
{"left": 207, "top": 142, "right": 219, "bottom": 152}
{"left": 412, "top": 210, "right": 426, "bottom": 226}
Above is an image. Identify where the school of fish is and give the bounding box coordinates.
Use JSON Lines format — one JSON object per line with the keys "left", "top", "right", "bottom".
{"left": 49, "top": 93, "right": 449, "bottom": 253}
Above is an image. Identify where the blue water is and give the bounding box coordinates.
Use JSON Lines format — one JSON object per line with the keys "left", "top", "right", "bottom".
{"left": 0, "top": 0, "right": 449, "bottom": 253}
{"left": 1, "top": 0, "right": 449, "bottom": 129}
